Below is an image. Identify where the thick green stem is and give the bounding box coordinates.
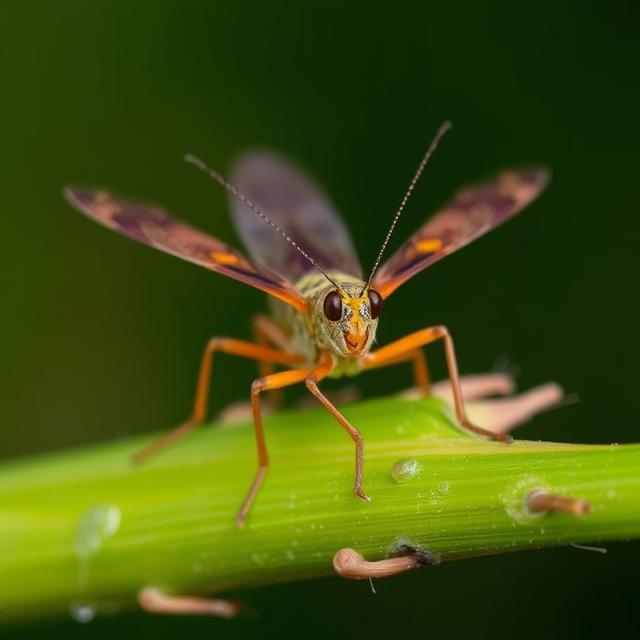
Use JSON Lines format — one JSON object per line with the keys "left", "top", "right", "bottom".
{"left": 1, "top": 396, "right": 638, "bottom": 623}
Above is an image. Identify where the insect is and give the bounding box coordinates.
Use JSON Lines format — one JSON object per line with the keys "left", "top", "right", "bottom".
{"left": 64, "top": 121, "right": 549, "bottom": 527}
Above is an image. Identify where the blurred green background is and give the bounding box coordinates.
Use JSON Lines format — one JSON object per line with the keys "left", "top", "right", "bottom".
{"left": 2, "top": 0, "right": 639, "bottom": 637}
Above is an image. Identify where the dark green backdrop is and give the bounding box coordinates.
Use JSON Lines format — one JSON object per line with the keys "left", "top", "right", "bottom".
{"left": 2, "top": 1, "right": 638, "bottom": 638}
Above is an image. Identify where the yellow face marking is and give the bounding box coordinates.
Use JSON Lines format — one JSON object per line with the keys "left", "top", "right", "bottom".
{"left": 210, "top": 251, "right": 240, "bottom": 266}
{"left": 416, "top": 238, "right": 443, "bottom": 254}
{"left": 342, "top": 295, "right": 369, "bottom": 353}
{"left": 341, "top": 294, "right": 367, "bottom": 316}
{"left": 344, "top": 297, "right": 365, "bottom": 316}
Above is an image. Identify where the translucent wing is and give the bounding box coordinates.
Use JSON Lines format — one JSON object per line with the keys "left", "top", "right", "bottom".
{"left": 373, "top": 168, "right": 550, "bottom": 298}
{"left": 64, "top": 188, "right": 309, "bottom": 313}
{"left": 229, "top": 152, "right": 362, "bottom": 281}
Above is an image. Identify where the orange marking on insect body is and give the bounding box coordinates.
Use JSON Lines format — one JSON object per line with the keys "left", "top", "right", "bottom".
{"left": 210, "top": 251, "right": 240, "bottom": 265}
{"left": 415, "top": 238, "right": 443, "bottom": 254}
{"left": 343, "top": 296, "right": 369, "bottom": 354}
{"left": 345, "top": 326, "right": 369, "bottom": 353}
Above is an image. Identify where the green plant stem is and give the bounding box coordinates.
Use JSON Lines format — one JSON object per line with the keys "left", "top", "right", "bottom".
{"left": 1, "top": 396, "right": 638, "bottom": 623}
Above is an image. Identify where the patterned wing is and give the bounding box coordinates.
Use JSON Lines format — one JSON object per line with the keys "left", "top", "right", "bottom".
{"left": 64, "top": 188, "right": 309, "bottom": 312}
{"left": 229, "top": 152, "right": 362, "bottom": 281}
{"left": 373, "top": 168, "right": 550, "bottom": 298}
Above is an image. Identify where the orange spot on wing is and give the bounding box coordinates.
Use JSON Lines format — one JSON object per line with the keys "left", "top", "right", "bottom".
{"left": 210, "top": 251, "right": 241, "bottom": 266}
{"left": 415, "top": 238, "right": 443, "bottom": 254}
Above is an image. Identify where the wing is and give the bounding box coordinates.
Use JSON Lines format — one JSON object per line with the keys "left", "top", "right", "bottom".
{"left": 64, "top": 188, "right": 309, "bottom": 313}
{"left": 228, "top": 152, "right": 362, "bottom": 281}
{"left": 373, "top": 168, "right": 550, "bottom": 298}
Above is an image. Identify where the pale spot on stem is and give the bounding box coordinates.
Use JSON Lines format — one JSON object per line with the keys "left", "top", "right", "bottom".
{"left": 138, "top": 587, "right": 241, "bottom": 618}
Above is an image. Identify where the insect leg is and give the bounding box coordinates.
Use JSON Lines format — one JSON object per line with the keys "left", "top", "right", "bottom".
{"left": 304, "top": 357, "right": 370, "bottom": 503}
{"left": 237, "top": 353, "right": 333, "bottom": 527}
{"left": 365, "top": 325, "right": 512, "bottom": 443}
{"left": 252, "top": 314, "right": 290, "bottom": 351}
{"left": 133, "top": 338, "right": 305, "bottom": 464}
{"left": 364, "top": 347, "right": 430, "bottom": 395}
{"left": 252, "top": 314, "right": 291, "bottom": 408}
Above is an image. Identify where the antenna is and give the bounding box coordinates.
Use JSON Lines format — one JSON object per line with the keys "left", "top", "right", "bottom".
{"left": 184, "top": 153, "right": 345, "bottom": 293}
{"left": 361, "top": 120, "right": 452, "bottom": 294}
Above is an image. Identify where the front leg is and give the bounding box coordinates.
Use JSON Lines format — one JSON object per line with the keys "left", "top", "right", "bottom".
{"left": 305, "top": 370, "right": 371, "bottom": 502}
{"left": 364, "top": 347, "right": 430, "bottom": 396}
{"left": 252, "top": 314, "right": 291, "bottom": 409}
{"left": 133, "top": 337, "right": 305, "bottom": 464}
{"left": 237, "top": 352, "right": 334, "bottom": 527}
{"left": 364, "top": 325, "right": 512, "bottom": 443}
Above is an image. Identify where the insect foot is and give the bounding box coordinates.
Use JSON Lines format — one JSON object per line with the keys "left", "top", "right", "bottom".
{"left": 138, "top": 587, "right": 242, "bottom": 618}
{"left": 333, "top": 546, "right": 435, "bottom": 580}
{"left": 526, "top": 490, "right": 591, "bottom": 517}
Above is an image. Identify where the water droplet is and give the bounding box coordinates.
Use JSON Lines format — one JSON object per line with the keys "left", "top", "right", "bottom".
{"left": 70, "top": 602, "right": 95, "bottom": 624}
{"left": 74, "top": 504, "right": 121, "bottom": 592}
{"left": 391, "top": 458, "right": 422, "bottom": 483}
{"left": 74, "top": 504, "right": 121, "bottom": 560}
{"left": 438, "top": 481, "right": 449, "bottom": 495}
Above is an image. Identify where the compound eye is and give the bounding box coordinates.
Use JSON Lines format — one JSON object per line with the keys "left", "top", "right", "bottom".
{"left": 323, "top": 290, "right": 343, "bottom": 321}
{"left": 368, "top": 289, "right": 383, "bottom": 319}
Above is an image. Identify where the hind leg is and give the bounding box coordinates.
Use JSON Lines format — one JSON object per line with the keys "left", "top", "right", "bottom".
{"left": 252, "top": 314, "right": 291, "bottom": 408}
{"left": 365, "top": 347, "right": 430, "bottom": 396}
{"left": 365, "top": 325, "right": 512, "bottom": 443}
{"left": 133, "top": 337, "right": 304, "bottom": 464}
{"left": 237, "top": 353, "right": 334, "bottom": 527}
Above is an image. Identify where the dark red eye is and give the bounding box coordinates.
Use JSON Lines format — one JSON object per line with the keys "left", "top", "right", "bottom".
{"left": 323, "top": 291, "right": 343, "bottom": 321}
{"left": 368, "top": 289, "right": 383, "bottom": 319}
